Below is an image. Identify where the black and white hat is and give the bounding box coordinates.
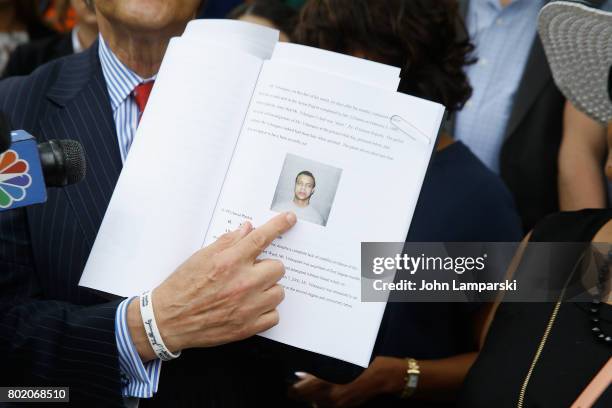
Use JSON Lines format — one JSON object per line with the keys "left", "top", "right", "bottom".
{"left": 539, "top": 1, "right": 612, "bottom": 123}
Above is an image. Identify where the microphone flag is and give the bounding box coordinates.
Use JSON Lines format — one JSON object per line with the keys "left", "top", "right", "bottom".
{"left": 0, "top": 131, "right": 47, "bottom": 210}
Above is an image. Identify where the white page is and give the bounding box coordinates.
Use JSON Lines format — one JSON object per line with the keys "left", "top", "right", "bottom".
{"left": 271, "top": 43, "right": 401, "bottom": 90}
{"left": 182, "top": 19, "right": 279, "bottom": 60}
{"left": 203, "top": 61, "right": 443, "bottom": 366}
{"left": 171, "top": 35, "right": 273, "bottom": 69}
{"left": 79, "top": 39, "right": 264, "bottom": 296}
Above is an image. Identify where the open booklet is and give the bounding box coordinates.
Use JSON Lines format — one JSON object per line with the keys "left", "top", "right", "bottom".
{"left": 80, "top": 20, "right": 445, "bottom": 367}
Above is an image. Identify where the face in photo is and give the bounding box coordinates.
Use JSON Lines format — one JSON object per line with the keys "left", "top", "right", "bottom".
{"left": 271, "top": 154, "right": 342, "bottom": 227}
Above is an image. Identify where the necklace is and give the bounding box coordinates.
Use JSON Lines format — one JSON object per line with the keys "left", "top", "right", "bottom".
{"left": 590, "top": 257, "right": 612, "bottom": 344}
{"left": 516, "top": 249, "right": 611, "bottom": 408}
{"left": 516, "top": 301, "right": 563, "bottom": 408}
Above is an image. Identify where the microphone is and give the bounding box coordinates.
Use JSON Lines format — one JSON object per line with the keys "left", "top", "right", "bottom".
{"left": 0, "top": 130, "right": 86, "bottom": 211}
{"left": 38, "top": 139, "right": 87, "bottom": 187}
{"left": 0, "top": 112, "right": 10, "bottom": 154}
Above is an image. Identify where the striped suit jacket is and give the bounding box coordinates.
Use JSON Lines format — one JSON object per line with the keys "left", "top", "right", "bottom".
{"left": 0, "top": 43, "right": 125, "bottom": 406}
{"left": 0, "top": 43, "right": 294, "bottom": 407}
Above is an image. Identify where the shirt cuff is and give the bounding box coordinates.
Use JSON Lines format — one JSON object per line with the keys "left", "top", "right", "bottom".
{"left": 115, "top": 297, "right": 162, "bottom": 398}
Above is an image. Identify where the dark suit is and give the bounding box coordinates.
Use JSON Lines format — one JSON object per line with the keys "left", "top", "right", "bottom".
{"left": 0, "top": 43, "right": 125, "bottom": 407}
{"left": 0, "top": 42, "right": 291, "bottom": 408}
{"left": 2, "top": 32, "right": 73, "bottom": 79}
{"left": 454, "top": 0, "right": 603, "bottom": 232}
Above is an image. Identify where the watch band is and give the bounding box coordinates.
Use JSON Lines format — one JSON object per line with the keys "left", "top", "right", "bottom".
{"left": 401, "top": 358, "right": 420, "bottom": 399}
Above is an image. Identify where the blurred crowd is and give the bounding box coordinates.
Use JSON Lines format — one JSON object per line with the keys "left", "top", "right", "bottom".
{"left": 0, "top": 1, "right": 610, "bottom": 407}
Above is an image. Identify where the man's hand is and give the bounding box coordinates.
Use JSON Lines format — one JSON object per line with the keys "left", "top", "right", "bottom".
{"left": 127, "top": 212, "right": 297, "bottom": 361}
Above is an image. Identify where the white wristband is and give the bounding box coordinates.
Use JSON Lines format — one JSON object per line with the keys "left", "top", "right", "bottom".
{"left": 139, "top": 290, "right": 181, "bottom": 361}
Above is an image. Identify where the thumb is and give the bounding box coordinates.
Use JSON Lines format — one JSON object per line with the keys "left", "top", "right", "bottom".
{"left": 293, "top": 371, "right": 317, "bottom": 388}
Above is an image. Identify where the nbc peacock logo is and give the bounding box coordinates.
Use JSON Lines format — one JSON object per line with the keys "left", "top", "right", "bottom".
{"left": 0, "top": 150, "right": 32, "bottom": 209}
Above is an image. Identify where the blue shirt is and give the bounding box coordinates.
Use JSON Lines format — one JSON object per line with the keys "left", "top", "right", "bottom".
{"left": 454, "top": 0, "right": 545, "bottom": 173}
{"left": 98, "top": 35, "right": 162, "bottom": 399}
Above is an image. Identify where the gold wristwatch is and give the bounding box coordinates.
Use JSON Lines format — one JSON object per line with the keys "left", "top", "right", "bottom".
{"left": 401, "top": 358, "right": 420, "bottom": 399}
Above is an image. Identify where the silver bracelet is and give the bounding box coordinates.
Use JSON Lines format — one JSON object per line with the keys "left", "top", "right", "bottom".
{"left": 139, "top": 290, "right": 181, "bottom": 361}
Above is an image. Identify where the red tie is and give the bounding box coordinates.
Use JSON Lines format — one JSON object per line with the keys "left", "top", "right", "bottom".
{"left": 133, "top": 81, "right": 155, "bottom": 123}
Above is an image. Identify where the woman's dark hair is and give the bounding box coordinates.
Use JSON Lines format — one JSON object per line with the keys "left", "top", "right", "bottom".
{"left": 14, "top": 0, "right": 54, "bottom": 39}
{"left": 293, "top": 0, "right": 475, "bottom": 112}
{"left": 228, "top": 0, "right": 297, "bottom": 38}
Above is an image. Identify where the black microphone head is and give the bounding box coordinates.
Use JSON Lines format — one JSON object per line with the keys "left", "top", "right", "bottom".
{"left": 0, "top": 111, "right": 11, "bottom": 153}
{"left": 58, "top": 139, "right": 86, "bottom": 185}
{"left": 38, "top": 139, "right": 86, "bottom": 187}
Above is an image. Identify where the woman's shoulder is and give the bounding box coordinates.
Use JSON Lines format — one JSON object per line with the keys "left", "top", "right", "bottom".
{"left": 409, "top": 141, "right": 523, "bottom": 242}
{"left": 434, "top": 142, "right": 516, "bottom": 204}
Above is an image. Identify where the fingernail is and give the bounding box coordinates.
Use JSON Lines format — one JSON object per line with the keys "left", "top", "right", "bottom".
{"left": 294, "top": 371, "right": 307, "bottom": 379}
{"left": 286, "top": 212, "right": 297, "bottom": 225}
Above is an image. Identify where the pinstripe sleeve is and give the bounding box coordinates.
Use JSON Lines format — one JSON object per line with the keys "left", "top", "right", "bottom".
{"left": 0, "top": 207, "right": 126, "bottom": 406}
{"left": 115, "top": 297, "right": 162, "bottom": 398}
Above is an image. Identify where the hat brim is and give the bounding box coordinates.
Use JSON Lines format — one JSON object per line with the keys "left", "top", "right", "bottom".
{"left": 539, "top": 1, "right": 612, "bottom": 124}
